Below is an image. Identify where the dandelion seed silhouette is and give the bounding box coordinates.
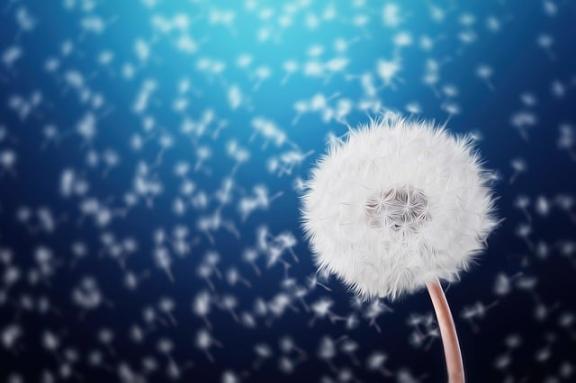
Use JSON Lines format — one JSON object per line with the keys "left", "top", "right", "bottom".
{"left": 302, "top": 116, "right": 498, "bottom": 382}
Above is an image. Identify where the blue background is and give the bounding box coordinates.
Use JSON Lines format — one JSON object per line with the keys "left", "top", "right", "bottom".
{"left": 1, "top": 0, "right": 576, "bottom": 382}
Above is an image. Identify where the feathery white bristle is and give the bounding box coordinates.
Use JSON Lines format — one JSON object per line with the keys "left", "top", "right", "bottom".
{"left": 301, "top": 116, "right": 498, "bottom": 300}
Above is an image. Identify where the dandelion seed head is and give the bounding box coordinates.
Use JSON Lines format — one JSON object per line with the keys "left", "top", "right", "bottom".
{"left": 302, "top": 116, "right": 498, "bottom": 299}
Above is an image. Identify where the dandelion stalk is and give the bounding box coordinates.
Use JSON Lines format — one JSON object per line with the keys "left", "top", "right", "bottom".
{"left": 426, "top": 279, "right": 465, "bottom": 383}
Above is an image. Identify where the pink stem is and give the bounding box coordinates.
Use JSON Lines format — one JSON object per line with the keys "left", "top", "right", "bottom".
{"left": 426, "top": 279, "right": 465, "bottom": 383}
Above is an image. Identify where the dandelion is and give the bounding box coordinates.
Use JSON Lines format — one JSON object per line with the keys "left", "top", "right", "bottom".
{"left": 302, "top": 116, "right": 497, "bottom": 382}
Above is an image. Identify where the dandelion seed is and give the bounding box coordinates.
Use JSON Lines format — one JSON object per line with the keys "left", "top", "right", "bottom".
{"left": 366, "top": 351, "right": 392, "bottom": 376}
{"left": 476, "top": 64, "right": 495, "bottom": 90}
{"left": 537, "top": 33, "right": 555, "bottom": 60}
{"left": 510, "top": 158, "right": 527, "bottom": 184}
{"left": 376, "top": 59, "right": 401, "bottom": 88}
{"left": 195, "top": 328, "right": 221, "bottom": 362}
{"left": 154, "top": 248, "right": 174, "bottom": 282}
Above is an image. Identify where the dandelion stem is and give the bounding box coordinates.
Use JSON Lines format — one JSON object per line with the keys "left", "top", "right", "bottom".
{"left": 426, "top": 279, "right": 465, "bottom": 383}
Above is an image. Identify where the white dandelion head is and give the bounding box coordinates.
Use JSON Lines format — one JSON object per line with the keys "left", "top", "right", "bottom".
{"left": 302, "top": 116, "right": 497, "bottom": 300}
